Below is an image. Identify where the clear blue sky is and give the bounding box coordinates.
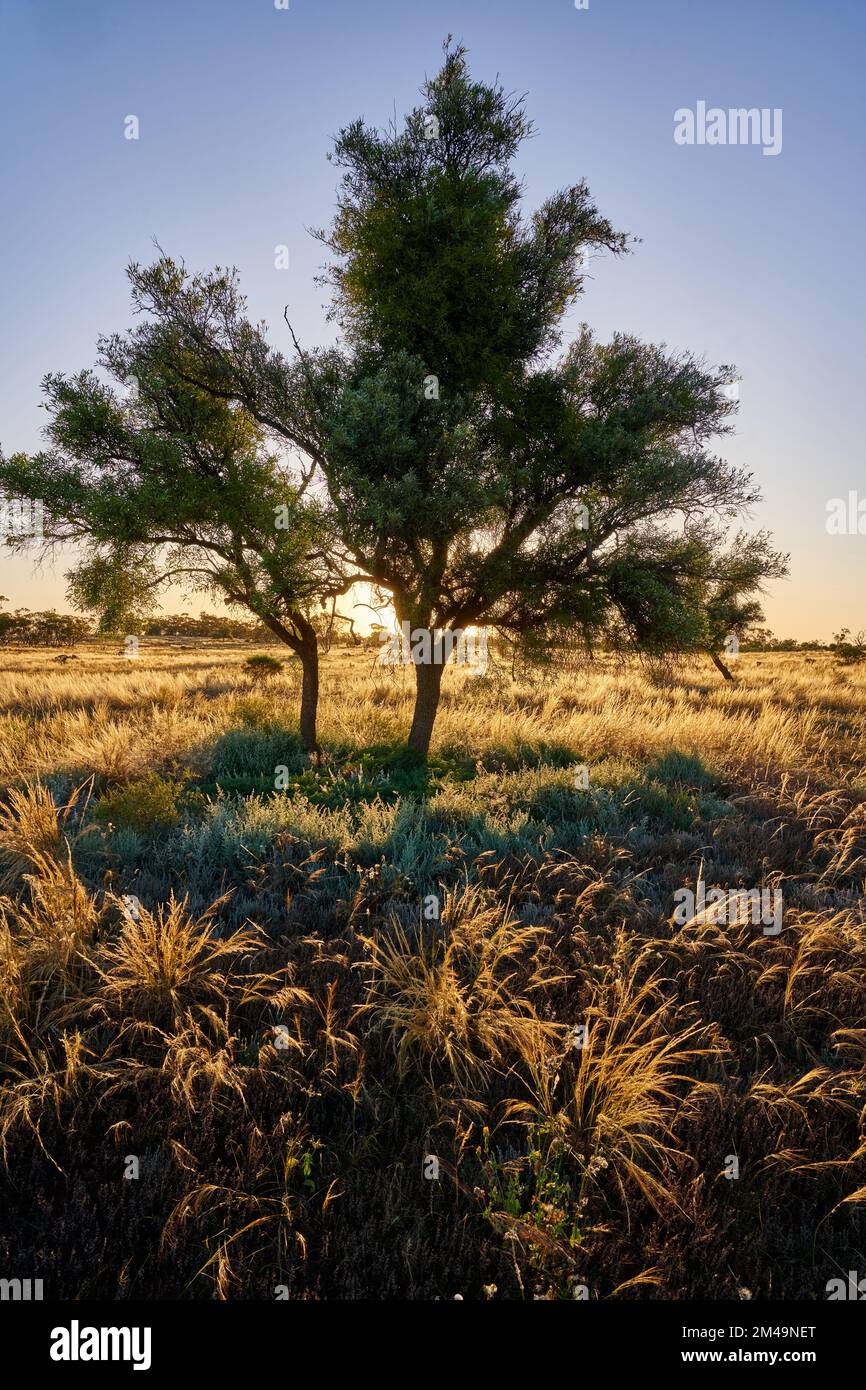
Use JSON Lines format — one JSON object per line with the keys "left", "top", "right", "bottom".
{"left": 1, "top": 0, "right": 864, "bottom": 638}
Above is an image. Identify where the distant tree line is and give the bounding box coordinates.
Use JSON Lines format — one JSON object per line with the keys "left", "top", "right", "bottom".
{"left": 0, "top": 607, "right": 275, "bottom": 645}
{"left": 142, "top": 612, "right": 267, "bottom": 639}
{"left": 0, "top": 602, "right": 856, "bottom": 665}
{"left": 741, "top": 629, "right": 830, "bottom": 652}
{"left": 0, "top": 608, "right": 92, "bottom": 646}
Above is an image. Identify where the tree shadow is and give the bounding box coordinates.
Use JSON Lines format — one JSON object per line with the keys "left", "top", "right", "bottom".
{"left": 156, "top": 728, "right": 731, "bottom": 911}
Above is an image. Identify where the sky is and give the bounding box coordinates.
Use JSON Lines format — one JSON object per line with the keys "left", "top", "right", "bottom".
{"left": 1, "top": 0, "right": 864, "bottom": 640}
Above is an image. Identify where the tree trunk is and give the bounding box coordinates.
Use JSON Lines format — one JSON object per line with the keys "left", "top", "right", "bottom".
{"left": 407, "top": 651, "right": 445, "bottom": 758}
{"left": 710, "top": 651, "right": 737, "bottom": 683}
{"left": 298, "top": 640, "right": 320, "bottom": 754}
{"left": 260, "top": 611, "right": 320, "bottom": 754}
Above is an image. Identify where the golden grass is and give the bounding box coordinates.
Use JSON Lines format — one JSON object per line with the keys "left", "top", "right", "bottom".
{"left": 89, "top": 894, "right": 268, "bottom": 1030}
{"left": 362, "top": 880, "right": 565, "bottom": 1088}
{"left": 532, "top": 969, "right": 720, "bottom": 1214}
{"left": 0, "top": 640, "right": 863, "bottom": 1299}
{"left": 0, "top": 644, "right": 861, "bottom": 787}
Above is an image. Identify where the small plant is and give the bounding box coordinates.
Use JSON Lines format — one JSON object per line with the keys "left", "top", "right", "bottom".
{"left": 531, "top": 970, "right": 714, "bottom": 1215}
{"left": 227, "top": 695, "right": 279, "bottom": 729}
{"left": 94, "top": 773, "right": 184, "bottom": 833}
{"left": 91, "top": 891, "right": 265, "bottom": 1029}
{"left": 0, "top": 781, "right": 92, "bottom": 890}
{"left": 244, "top": 654, "right": 284, "bottom": 678}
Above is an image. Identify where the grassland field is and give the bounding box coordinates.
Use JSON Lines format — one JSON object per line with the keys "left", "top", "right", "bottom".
{"left": 0, "top": 641, "right": 864, "bottom": 1299}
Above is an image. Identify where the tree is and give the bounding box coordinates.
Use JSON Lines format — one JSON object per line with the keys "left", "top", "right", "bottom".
{"left": 2, "top": 41, "right": 788, "bottom": 758}
{"left": 832, "top": 628, "right": 866, "bottom": 666}
{"left": 0, "top": 349, "right": 339, "bottom": 751}
{"left": 141, "top": 40, "right": 782, "bottom": 754}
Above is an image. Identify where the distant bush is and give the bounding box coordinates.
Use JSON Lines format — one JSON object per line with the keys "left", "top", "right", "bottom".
{"left": 831, "top": 629, "right": 866, "bottom": 665}
{"left": 244, "top": 654, "right": 284, "bottom": 677}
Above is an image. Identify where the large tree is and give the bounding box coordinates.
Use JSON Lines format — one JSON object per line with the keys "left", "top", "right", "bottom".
{"left": 2, "top": 41, "right": 786, "bottom": 758}
{"left": 312, "top": 41, "right": 789, "bottom": 750}
{"left": 120, "top": 42, "right": 784, "bottom": 754}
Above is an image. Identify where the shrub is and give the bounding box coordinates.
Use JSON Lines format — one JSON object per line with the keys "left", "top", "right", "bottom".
{"left": 94, "top": 773, "right": 184, "bottom": 833}
{"left": 244, "top": 654, "right": 284, "bottom": 677}
{"left": 831, "top": 629, "right": 866, "bottom": 665}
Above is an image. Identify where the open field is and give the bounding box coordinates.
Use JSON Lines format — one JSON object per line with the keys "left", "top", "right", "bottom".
{"left": 0, "top": 643, "right": 864, "bottom": 1299}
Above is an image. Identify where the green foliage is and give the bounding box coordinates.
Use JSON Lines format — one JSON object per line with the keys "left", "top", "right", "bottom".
{"left": 0, "top": 324, "right": 334, "bottom": 748}
{"left": 207, "top": 727, "right": 306, "bottom": 782}
{"left": 318, "top": 40, "right": 627, "bottom": 393}
{"left": 94, "top": 773, "right": 185, "bottom": 834}
{"left": 66, "top": 553, "right": 156, "bottom": 635}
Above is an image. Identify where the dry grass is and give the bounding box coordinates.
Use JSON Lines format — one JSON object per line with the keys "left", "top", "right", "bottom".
{"left": 0, "top": 644, "right": 861, "bottom": 788}
{"left": 531, "top": 970, "right": 719, "bottom": 1215}
{"left": 362, "top": 881, "right": 564, "bottom": 1088}
{"left": 90, "top": 894, "right": 266, "bottom": 1030}
{"left": 0, "top": 641, "right": 864, "bottom": 1299}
